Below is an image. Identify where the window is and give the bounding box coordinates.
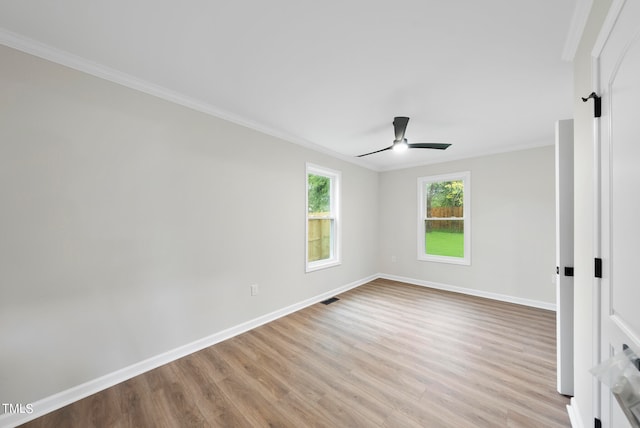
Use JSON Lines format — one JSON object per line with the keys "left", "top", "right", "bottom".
{"left": 418, "top": 171, "right": 470, "bottom": 265}
{"left": 306, "top": 163, "right": 341, "bottom": 272}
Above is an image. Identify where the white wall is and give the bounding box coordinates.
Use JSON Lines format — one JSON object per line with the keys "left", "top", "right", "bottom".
{"left": 378, "top": 146, "right": 556, "bottom": 306}
{"left": 572, "top": 0, "right": 612, "bottom": 426}
{"left": 0, "top": 45, "right": 379, "bottom": 407}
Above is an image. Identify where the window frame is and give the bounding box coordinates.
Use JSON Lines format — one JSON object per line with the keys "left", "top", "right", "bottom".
{"left": 305, "top": 163, "right": 341, "bottom": 272}
{"left": 417, "top": 171, "right": 471, "bottom": 265}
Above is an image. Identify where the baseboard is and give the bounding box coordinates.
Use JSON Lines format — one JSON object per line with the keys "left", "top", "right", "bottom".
{"left": 378, "top": 273, "right": 557, "bottom": 311}
{"left": 0, "top": 272, "right": 554, "bottom": 426}
{"left": 0, "top": 274, "right": 377, "bottom": 427}
{"left": 567, "top": 397, "right": 585, "bottom": 428}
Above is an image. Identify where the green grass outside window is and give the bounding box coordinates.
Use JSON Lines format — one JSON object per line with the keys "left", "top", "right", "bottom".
{"left": 425, "top": 231, "right": 464, "bottom": 258}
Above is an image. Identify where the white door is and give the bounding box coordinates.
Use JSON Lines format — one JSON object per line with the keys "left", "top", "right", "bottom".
{"left": 594, "top": 0, "right": 640, "bottom": 426}
{"left": 556, "top": 119, "right": 574, "bottom": 396}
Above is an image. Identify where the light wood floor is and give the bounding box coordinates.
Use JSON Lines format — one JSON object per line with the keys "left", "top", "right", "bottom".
{"left": 21, "top": 279, "right": 570, "bottom": 427}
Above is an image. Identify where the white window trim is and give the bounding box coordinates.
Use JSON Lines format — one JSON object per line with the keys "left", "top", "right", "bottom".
{"left": 306, "top": 163, "right": 341, "bottom": 272}
{"left": 417, "top": 171, "right": 471, "bottom": 265}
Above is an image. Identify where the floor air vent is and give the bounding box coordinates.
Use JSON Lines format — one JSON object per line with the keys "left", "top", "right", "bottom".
{"left": 321, "top": 297, "right": 340, "bottom": 305}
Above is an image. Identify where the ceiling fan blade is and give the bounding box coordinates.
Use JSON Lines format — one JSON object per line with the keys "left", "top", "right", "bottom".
{"left": 407, "top": 142, "right": 451, "bottom": 150}
{"left": 393, "top": 117, "right": 409, "bottom": 141}
{"left": 356, "top": 145, "right": 393, "bottom": 157}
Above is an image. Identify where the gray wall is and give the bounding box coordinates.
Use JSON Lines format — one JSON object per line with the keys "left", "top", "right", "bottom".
{"left": 378, "top": 147, "right": 556, "bottom": 305}
{"left": 0, "top": 41, "right": 558, "bottom": 413}
{"left": 572, "top": 0, "right": 612, "bottom": 425}
{"left": 0, "top": 45, "right": 379, "bottom": 405}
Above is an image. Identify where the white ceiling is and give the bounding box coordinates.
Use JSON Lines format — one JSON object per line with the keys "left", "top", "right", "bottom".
{"left": 0, "top": 0, "right": 578, "bottom": 171}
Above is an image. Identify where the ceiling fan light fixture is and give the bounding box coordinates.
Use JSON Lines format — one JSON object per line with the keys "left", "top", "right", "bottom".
{"left": 392, "top": 138, "right": 408, "bottom": 152}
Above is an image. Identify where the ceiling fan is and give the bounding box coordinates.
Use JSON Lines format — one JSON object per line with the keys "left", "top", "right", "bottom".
{"left": 356, "top": 116, "right": 451, "bottom": 157}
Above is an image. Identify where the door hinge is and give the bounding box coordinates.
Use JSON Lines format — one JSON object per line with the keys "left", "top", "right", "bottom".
{"left": 594, "top": 417, "right": 601, "bottom": 428}
{"left": 582, "top": 92, "right": 602, "bottom": 118}
{"left": 595, "top": 258, "right": 603, "bottom": 278}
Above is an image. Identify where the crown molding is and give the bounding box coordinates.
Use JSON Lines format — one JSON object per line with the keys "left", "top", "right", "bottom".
{"left": 562, "top": 0, "right": 594, "bottom": 61}
{"left": 0, "top": 28, "right": 376, "bottom": 171}
{"left": 591, "top": 0, "right": 625, "bottom": 58}
{"left": 0, "top": 27, "right": 559, "bottom": 174}
{"left": 377, "top": 137, "right": 554, "bottom": 172}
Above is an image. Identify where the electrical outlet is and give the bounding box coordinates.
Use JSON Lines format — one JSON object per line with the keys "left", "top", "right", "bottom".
{"left": 391, "top": 256, "right": 397, "bottom": 263}
{"left": 250, "top": 284, "right": 259, "bottom": 296}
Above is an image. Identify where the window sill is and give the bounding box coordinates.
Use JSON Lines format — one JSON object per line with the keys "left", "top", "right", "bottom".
{"left": 306, "top": 259, "right": 341, "bottom": 273}
{"left": 417, "top": 254, "right": 471, "bottom": 266}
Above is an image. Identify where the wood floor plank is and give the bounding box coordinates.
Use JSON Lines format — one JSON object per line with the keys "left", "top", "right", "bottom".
{"left": 20, "top": 279, "right": 570, "bottom": 427}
